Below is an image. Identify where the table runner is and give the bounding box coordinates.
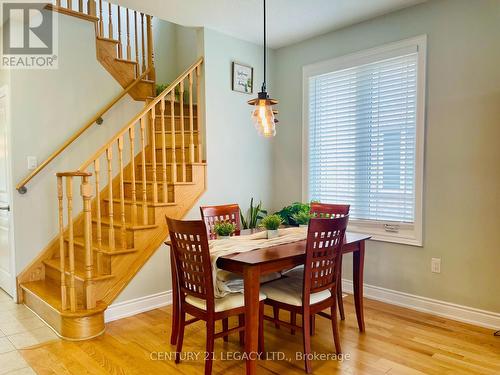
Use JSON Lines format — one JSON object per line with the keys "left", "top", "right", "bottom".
{"left": 209, "top": 227, "right": 307, "bottom": 298}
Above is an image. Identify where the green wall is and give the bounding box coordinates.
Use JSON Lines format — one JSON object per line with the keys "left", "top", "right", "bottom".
{"left": 272, "top": 0, "right": 500, "bottom": 312}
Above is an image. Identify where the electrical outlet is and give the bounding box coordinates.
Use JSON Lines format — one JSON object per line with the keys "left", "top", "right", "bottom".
{"left": 431, "top": 258, "right": 441, "bottom": 273}
{"left": 27, "top": 156, "right": 38, "bottom": 170}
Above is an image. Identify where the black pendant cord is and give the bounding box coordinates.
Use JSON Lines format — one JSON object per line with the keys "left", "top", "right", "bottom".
{"left": 262, "top": 0, "right": 267, "bottom": 93}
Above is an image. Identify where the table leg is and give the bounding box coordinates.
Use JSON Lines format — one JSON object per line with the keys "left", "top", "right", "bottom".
{"left": 170, "top": 249, "right": 179, "bottom": 345}
{"left": 243, "top": 265, "right": 260, "bottom": 375}
{"left": 353, "top": 240, "right": 365, "bottom": 332}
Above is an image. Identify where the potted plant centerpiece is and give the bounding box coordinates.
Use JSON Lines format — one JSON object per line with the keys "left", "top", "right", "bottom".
{"left": 213, "top": 221, "right": 236, "bottom": 239}
{"left": 260, "top": 214, "right": 282, "bottom": 239}
{"left": 292, "top": 211, "right": 313, "bottom": 227}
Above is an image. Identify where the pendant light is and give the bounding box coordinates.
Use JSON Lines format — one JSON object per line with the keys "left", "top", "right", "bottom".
{"left": 248, "top": 0, "right": 278, "bottom": 137}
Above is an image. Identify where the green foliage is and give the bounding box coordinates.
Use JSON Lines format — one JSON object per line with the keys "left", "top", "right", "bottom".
{"left": 240, "top": 198, "right": 267, "bottom": 229}
{"left": 275, "top": 201, "right": 316, "bottom": 226}
{"left": 213, "top": 221, "right": 236, "bottom": 237}
{"left": 292, "top": 211, "right": 314, "bottom": 225}
{"left": 155, "top": 83, "right": 189, "bottom": 101}
{"left": 260, "top": 214, "right": 282, "bottom": 230}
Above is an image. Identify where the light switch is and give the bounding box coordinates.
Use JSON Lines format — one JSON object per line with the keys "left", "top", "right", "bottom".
{"left": 27, "top": 156, "right": 38, "bottom": 170}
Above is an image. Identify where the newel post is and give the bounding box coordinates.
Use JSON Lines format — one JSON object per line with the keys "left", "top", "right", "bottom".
{"left": 81, "top": 175, "right": 96, "bottom": 309}
{"left": 146, "top": 15, "right": 156, "bottom": 81}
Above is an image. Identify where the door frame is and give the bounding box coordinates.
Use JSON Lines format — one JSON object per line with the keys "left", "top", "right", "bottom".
{"left": 0, "top": 84, "right": 16, "bottom": 298}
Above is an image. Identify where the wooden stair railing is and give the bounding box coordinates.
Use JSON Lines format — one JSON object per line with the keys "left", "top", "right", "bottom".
{"left": 15, "top": 68, "right": 151, "bottom": 194}
{"left": 61, "top": 56, "right": 203, "bottom": 283}
{"left": 52, "top": 0, "right": 155, "bottom": 81}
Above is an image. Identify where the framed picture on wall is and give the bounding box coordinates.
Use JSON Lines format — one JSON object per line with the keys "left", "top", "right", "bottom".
{"left": 232, "top": 62, "right": 254, "bottom": 94}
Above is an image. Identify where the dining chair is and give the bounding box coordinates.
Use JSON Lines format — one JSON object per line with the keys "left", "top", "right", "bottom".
{"left": 284, "top": 203, "right": 350, "bottom": 323}
{"left": 261, "top": 216, "right": 349, "bottom": 374}
{"left": 200, "top": 204, "right": 241, "bottom": 239}
{"left": 166, "top": 217, "right": 266, "bottom": 375}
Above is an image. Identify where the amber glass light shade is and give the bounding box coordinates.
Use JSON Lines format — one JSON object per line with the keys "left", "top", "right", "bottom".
{"left": 248, "top": 96, "right": 278, "bottom": 137}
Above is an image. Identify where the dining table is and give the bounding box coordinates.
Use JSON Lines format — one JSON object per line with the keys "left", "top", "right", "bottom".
{"left": 167, "top": 229, "right": 371, "bottom": 375}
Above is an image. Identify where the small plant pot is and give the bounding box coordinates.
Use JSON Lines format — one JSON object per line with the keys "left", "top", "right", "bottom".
{"left": 218, "top": 235, "right": 230, "bottom": 240}
{"left": 267, "top": 230, "right": 279, "bottom": 239}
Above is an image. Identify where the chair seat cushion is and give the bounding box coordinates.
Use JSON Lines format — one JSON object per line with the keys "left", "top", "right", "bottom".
{"left": 281, "top": 265, "right": 304, "bottom": 279}
{"left": 261, "top": 277, "right": 332, "bottom": 307}
{"left": 186, "top": 292, "right": 267, "bottom": 312}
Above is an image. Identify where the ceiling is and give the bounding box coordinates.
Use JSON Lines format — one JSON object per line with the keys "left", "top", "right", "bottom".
{"left": 114, "top": 0, "right": 427, "bottom": 49}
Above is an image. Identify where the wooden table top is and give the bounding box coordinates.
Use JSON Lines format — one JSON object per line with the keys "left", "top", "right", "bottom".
{"left": 218, "top": 231, "right": 371, "bottom": 265}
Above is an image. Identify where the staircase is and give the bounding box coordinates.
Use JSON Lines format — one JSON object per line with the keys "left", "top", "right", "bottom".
{"left": 16, "top": 1, "right": 206, "bottom": 340}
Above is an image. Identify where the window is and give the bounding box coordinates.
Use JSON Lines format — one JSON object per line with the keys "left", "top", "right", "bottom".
{"left": 303, "top": 36, "right": 426, "bottom": 245}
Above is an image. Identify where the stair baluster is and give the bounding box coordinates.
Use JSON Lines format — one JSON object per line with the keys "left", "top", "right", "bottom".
{"left": 179, "top": 81, "right": 186, "bottom": 182}
{"left": 81, "top": 174, "right": 95, "bottom": 309}
{"left": 134, "top": 11, "right": 139, "bottom": 76}
{"left": 146, "top": 15, "right": 155, "bottom": 81}
{"left": 170, "top": 90, "right": 177, "bottom": 183}
{"left": 150, "top": 107, "right": 158, "bottom": 204}
{"left": 68, "top": 0, "right": 73, "bottom": 10}
{"left": 160, "top": 98, "right": 168, "bottom": 203}
{"left": 140, "top": 13, "right": 146, "bottom": 73}
{"left": 87, "top": 0, "right": 96, "bottom": 16}
{"left": 118, "top": 136, "right": 127, "bottom": 248}
{"left": 57, "top": 176, "right": 67, "bottom": 311}
{"left": 188, "top": 72, "right": 195, "bottom": 164}
{"left": 78, "top": 0, "right": 83, "bottom": 13}
{"left": 98, "top": 0, "right": 103, "bottom": 37}
{"left": 106, "top": 147, "right": 115, "bottom": 250}
{"left": 128, "top": 127, "right": 138, "bottom": 225}
{"left": 196, "top": 65, "right": 202, "bottom": 162}
{"left": 126, "top": 8, "right": 131, "bottom": 60}
{"left": 139, "top": 117, "right": 148, "bottom": 224}
{"left": 108, "top": 2, "right": 113, "bottom": 39}
{"left": 117, "top": 5, "right": 123, "bottom": 59}
{"left": 94, "top": 159, "right": 103, "bottom": 273}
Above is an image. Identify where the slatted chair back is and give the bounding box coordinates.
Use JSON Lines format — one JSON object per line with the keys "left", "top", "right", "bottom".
{"left": 200, "top": 204, "right": 241, "bottom": 239}
{"left": 303, "top": 216, "right": 349, "bottom": 303}
{"left": 310, "top": 202, "right": 350, "bottom": 218}
{"left": 166, "top": 217, "right": 214, "bottom": 310}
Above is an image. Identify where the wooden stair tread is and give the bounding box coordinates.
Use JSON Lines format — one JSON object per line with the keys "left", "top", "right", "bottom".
{"left": 115, "top": 57, "right": 137, "bottom": 65}
{"left": 97, "top": 36, "right": 119, "bottom": 44}
{"left": 155, "top": 114, "right": 198, "bottom": 119}
{"left": 123, "top": 179, "right": 195, "bottom": 186}
{"left": 67, "top": 236, "right": 138, "bottom": 255}
{"left": 21, "top": 280, "right": 107, "bottom": 316}
{"left": 138, "top": 161, "right": 206, "bottom": 166}
{"left": 44, "top": 258, "right": 114, "bottom": 282}
{"left": 102, "top": 197, "right": 176, "bottom": 207}
{"left": 93, "top": 217, "right": 158, "bottom": 230}
{"left": 154, "top": 130, "right": 199, "bottom": 134}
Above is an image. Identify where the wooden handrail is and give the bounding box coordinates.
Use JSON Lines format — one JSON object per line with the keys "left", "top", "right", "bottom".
{"left": 79, "top": 57, "right": 204, "bottom": 171}
{"left": 16, "top": 68, "right": 151, "bottom": 194}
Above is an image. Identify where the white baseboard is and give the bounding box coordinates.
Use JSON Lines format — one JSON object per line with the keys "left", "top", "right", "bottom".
{"left": 105, "top": 291, "right": 172, "bottom": 323}
{"left": 342, "top": 279, "right": 500, "bottom": 330}
{"left": 104, "top": 283, "right": 500, "bottom": 331}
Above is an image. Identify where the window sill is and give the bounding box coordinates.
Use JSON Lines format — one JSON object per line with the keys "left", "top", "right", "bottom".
{"left": 348, "top": 220, "right": 422, "bottom": 247}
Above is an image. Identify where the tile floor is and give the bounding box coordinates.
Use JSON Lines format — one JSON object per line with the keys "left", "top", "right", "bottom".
{"left": 0, "top": 289, "right": 59, "bottom": 374}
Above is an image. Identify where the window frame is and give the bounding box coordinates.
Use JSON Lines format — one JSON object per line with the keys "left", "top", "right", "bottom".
{"left": 302, "top": 35, "right": 427, "bottom": 246}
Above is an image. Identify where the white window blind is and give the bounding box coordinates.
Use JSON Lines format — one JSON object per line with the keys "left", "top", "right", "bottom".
{"left": 308, "top": 52, "right": 418, "bottom": 223}
{"left": 303, "top": 36, "right": 428, "bottom": 247}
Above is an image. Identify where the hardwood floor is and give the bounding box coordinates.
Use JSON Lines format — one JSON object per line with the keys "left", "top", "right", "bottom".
{"left": 19, "top": 295, "right": 500, "bottom": 374}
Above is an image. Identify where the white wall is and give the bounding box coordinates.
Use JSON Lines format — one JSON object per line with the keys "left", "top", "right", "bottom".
{"left": 8, "top": 12, "right": 143, "bottom": 273}
{"left": 271, "top": 0, "right": 500, "bottom": 313}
